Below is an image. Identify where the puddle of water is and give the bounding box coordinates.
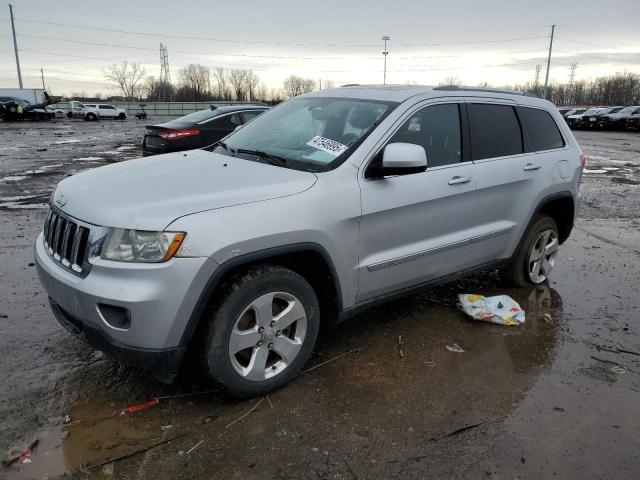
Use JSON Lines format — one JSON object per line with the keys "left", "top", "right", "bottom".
{"left": 1, "top": 175, "right": 28, "bottom": 182}
{"left": 584, "top": 169, "right": 607, "bottom": 174}
{"left": 53, "top": 140, "right": 80, "bottom": 145}
{"left": 74, "top": 156, "right": 105, "bottom": 161}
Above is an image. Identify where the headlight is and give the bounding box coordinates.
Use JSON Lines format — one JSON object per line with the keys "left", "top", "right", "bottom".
{"left": 100, "top": 229, "right": 186, "bottom": 263}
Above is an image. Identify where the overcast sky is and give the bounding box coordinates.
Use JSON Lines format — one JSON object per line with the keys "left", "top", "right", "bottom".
{"left": 0, "top": 0, "right": 638, "bottom": 96}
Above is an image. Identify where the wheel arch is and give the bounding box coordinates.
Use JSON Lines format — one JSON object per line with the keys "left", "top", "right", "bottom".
{"left": 515, "top": 191, "right": 575, "bottom": 257}
{"left": 179, "top": 243, "right": 343, "bottom": 348}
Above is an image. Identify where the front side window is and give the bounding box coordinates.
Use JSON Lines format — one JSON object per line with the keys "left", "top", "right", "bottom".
{"left": 218, "top": 97, "right": 396, "bottom": 172}
{"left": 387, "top": 103, "right": 462, "bottom": 168}
{"left": 519, "top": 107, "right": 565, "bottom": 152}
{"left": 468, "top": 103, "right": 523, "bottom": 160}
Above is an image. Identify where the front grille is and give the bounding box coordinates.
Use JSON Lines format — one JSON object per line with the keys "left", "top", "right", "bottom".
{"left": 43, "top": 207, "right": 92, "bottom": 276}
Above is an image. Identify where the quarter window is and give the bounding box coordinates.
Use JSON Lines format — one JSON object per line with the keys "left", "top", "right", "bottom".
{"left": 468, "top": 104, "right": 523, "bottom": 160}
{"left": 519, "top": 107, "right": 565, "bottom": 151}
{"left": 388, "top": 103, "right": 462, "bottom": 168}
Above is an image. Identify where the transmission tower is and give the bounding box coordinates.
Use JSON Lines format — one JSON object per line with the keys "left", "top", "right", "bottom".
{"left": 568, "top": 62, "right": 577, "bottom": 106}
{"left": 159, "top": 43, "right": 173, "bottom": 101}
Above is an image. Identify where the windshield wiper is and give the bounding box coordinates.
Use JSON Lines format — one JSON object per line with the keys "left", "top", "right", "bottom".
{"left": 207, "top": 140, "right": 232, "bottom": 152}
{"left": 235, "top": 148, "right": 287, "bottom": 167}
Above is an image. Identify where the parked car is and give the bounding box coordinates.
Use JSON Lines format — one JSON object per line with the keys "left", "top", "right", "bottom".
{"left": 597, "top": 106, "right": 640, "bottom": 130}
{"left": 142, "top": 105, "right": 269, "bottom": 155}
{"left": 583, "top": 106, "right": 624, "bottom": 129}
{"left": 66, "top": 101, "right": 126, "bottom": 121}
{"left": 0, "top": 96, "right": 56, "bottom": 121}
{"left": 627, "top": 112, "right": 640, "bottom": 130}
{"left": 562, "top": 108, "right": 587, "bottom": 119}
{"left": 565, "top": 107, "right": 603, "bottom": 129}
{"left": 35, "top": 85, "right": 583, "bottom": 397}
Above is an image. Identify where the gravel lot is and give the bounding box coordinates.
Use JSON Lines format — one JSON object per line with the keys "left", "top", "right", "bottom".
{"left": 1, "top": 118, "right": 639, "bottom": 479}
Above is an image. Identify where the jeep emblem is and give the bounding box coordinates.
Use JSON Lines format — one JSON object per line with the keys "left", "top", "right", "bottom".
{"left": 54, "top": 193, "right": 67, "bottom": 207}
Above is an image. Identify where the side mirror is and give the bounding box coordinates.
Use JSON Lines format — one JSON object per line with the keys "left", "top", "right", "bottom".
{"left": 382, "top": 142, "right": 428, "bottom": 176}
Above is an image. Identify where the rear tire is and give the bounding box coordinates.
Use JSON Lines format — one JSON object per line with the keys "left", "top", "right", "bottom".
{"left": 501, "top": 215, "right": 559, "bottom": 287}
{"left": 200, "top": 265, "right": 320, "bottom": 398}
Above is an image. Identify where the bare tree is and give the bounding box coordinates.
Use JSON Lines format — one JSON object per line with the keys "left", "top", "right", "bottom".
{"left": 245, "top": 70, "right": 260, "bottom": 101}
{"left": 282, "top": 75, "right": 316, "bottom": 98}
{"left": 228, "top": 69, "right": 249, "bottom": 100}
{"left": 177, "top": 64, "right": 210, "bottom": 101}
{"left": 212, "top": 67, "right": 231, "bottom": 100}
{"left": 438, "top": 75, "right": 462, "bottom": 87}
{"left": 103, "top": 61, "right": 146, "bottom": 101}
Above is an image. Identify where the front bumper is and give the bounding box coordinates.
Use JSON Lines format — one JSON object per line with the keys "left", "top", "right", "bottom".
{"left": 35, "top": 233, "right": 218, "bottom": 379}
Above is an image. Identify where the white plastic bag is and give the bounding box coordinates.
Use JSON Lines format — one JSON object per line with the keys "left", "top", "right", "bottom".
{"left": 457, "top": 294, "right": 525, "bottom": 326}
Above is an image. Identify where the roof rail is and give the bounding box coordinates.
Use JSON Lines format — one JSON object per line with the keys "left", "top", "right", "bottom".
{"left": 433, "top": 85, "right": 539, "bottom": 98}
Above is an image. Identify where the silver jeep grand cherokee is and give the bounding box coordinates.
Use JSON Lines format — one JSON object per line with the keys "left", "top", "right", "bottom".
{"left": 35, "top": 85, "right": 584, "bottom": 397}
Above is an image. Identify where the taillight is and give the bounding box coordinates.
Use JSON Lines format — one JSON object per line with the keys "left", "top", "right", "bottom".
{"left": 158, "top": 129, "right": 200, "bottom": 141}
{"left": 579, "top": 152, "right": 586, "bottom": 169}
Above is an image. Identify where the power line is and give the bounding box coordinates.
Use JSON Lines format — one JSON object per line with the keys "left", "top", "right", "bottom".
{"left": 14, "top": 17, "right": 381, "bottom": 47}
{"left": 399, "top": 36, "right": 548, "bottom": 47}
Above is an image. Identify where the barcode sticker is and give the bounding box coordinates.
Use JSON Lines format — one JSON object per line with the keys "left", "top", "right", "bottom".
{"left": 306, "top": 136, "right": 348, "bottom": 157}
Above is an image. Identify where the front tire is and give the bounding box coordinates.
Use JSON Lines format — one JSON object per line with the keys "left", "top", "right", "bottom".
{"left": 85, "top": 112, "right": 97, "bottom": 121}
{"left": 118, "top": 113, "right": 126, "bottom": 120}
{"left": 502, "top": 215, "right": 559, "bottom": 287}
{"left": 200, "top": 265, "right": 320, "bottom": 398}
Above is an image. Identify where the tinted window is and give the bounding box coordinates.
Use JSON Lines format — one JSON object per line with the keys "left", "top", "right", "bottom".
{"left": 519, "top": 107, "right": 565, "bottom": 152}
{"left": 388, "top": 104, "right": 461, "bottom": 167}
{"left": 468, "top": 104, "right": 522, "bottom": 160}
{"left": 241, "top": 110, "right": 264, "bottom": 124}
{"left": 99, "top": 105, "right": 116, "bottom": 110}
{"left": 210, "top": 113, "right": 241, "bottom": 129}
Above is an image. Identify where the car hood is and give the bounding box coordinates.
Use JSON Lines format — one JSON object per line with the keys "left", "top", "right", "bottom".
{"left": 53, "top": 150, "right": 317, "bottom": 231}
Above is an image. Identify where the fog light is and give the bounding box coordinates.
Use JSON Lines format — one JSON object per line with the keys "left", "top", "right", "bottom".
{"left": 98, "top": 304, "right": 131, "bottom": 330}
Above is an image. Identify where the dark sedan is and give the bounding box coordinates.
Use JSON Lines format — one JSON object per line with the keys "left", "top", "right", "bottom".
{"left": 597, "top": 106, "right": 640, "bottom": 130}
{"left": 143, "top": 105, "right": 269, "bottom": 155}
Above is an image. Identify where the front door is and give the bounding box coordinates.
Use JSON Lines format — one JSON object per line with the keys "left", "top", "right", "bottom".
{"left": 357, "top": 101, "right": 477, "bottom": 302}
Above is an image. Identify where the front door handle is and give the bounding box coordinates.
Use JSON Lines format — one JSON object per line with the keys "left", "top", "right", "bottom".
{"left": 523, "top": 163, "right": 541, "bottom": 171}
{"left": 448, "top": 176, "right": 472, "bottom": 185}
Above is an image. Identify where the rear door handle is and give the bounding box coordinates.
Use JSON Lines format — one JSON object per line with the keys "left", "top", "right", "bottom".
{"left": 523, "top": 163, "right": 541, "bottom": 171}
{"left": 448, "top": 176, "right": 472, "bottom": 185}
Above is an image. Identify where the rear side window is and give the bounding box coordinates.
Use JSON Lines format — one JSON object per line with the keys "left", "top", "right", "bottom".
{"left": 519, "top": 107, "right": 565, "bottom": 152}
{"left": 468, "top": 104, "right": 523, "bottom": 160}
{"left": 388, "top": 103, "right": 462, "bottom": 168}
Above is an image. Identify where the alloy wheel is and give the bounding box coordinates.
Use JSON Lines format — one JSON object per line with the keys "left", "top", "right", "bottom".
{"left": 527, "top": 229, "right": 558, "bottom": 284}
{"left": 228, "top": 292, "right": 307, "bottom": 381}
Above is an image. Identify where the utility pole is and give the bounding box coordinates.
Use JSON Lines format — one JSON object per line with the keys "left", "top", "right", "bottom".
{"left": 9, "top": 3, "right": 23, "bottom": 88}
{"left": 40, "top": 68, "right": 46, "bottom": 91}
{"left": 543, "top": 24, "right": 555, "bottom": 100}
{"left": 382, "top": 35, "right": 390, "bottom": 85}
{"left": 534, "top": 64, "right": 541, "bottom": 87}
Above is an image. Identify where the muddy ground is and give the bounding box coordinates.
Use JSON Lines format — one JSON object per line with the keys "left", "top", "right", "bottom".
{"left": 1, "top": 119, "right": 639, "bottom": 479}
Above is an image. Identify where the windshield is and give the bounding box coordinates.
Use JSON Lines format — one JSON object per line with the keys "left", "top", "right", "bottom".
{"left": 617, "top": 106, "right": 635, "bottom": 114}
{"left": 175, "top": 109, "right": 218, "bottom": 123}
{"left": 608, "top": 107, "right": 624, "bottom": 114}
{"left": 216, "top": 97, "right": 396, "bottom": 172}
{"left": 582, "top": 108, "right": 599, "bottom": 115}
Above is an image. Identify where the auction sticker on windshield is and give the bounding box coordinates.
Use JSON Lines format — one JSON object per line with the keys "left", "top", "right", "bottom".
{"left": 306, "top": 136, "right": 348, "bottom": 157}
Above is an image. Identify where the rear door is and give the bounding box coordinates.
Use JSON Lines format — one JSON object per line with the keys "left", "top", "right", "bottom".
{"left": 466, "top": 100, "right": 555, "bottom": 264}
{"left": 200, "top": 112, "right": 242, "bottom": 146}
{"left": 98, "top": 105, "right": 118, "bottom": 118}
{"left": 240, "top": 109, "right": 266, "bottom": 125}
{"left": 357, "top": 100, "right": 477, "bottom": 301}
